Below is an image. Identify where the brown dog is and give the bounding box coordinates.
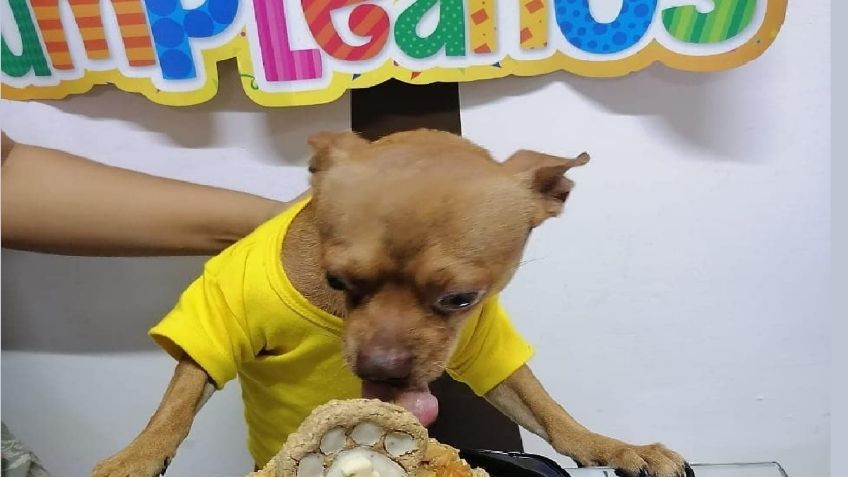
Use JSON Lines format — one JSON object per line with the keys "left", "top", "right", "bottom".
{"left": 91, "top": 130, "right": 691, "bottom": 477}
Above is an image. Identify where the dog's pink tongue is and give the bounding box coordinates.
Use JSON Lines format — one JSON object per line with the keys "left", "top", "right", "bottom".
{"left": 394, "top": 390, "right": 439, "bottom": 427}
{"left": 361, "top": 382, "right": 439, "bottom": 427}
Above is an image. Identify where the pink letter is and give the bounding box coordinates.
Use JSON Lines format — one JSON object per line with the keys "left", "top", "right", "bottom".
{"left": 252, "top": 0, "right": 323, "bottom": 81}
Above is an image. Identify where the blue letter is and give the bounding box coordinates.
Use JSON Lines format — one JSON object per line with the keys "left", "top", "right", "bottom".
{"left": 145, "top": 0, "right": 239, "bottom": 79}
{"left": 554, "top": 0, "right": 658, "bottom": 54}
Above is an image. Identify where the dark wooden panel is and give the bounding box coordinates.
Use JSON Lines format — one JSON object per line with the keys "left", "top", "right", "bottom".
{"left": 351, "top": 80, "right": 462, "bottom": 140}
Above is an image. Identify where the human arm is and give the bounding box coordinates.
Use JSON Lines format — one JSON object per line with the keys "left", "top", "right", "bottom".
{"left": 1, "top": 132, "right": 286, "bottom": 256}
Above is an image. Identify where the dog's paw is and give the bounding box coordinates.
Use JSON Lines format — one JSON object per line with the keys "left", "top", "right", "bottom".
{"left": 273, "top": 400, "right": 429, "bottom": 477}
{"left": 566, "top": 436, "right": 693, "bottom": 477}
{"left": 90, "top": 442, "right": 175, "bottom": 477}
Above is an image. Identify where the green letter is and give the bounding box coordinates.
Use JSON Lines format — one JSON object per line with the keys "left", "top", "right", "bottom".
{"left": 2, "top": 0, "right": 51, "bottom": 77}
{"left": 662, "top": 0, "right": 757, "bottom": 44}
{"left": 395, "top": 0, "right": 465, "bottom": 59}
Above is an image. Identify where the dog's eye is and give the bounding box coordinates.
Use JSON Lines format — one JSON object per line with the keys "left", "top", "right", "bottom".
{"left": 326, "top": 273, "right": 349, "bottom": 291}
{"left": 435, "top": 292, "right": 482, "bottom": 313}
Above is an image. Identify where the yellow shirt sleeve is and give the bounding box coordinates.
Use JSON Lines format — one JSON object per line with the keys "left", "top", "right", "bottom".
{"left": 149, "top": 249, "right": 261, "bottom": 389}
{"left": 446, "top": 296, "right": 534, "bottom": 396}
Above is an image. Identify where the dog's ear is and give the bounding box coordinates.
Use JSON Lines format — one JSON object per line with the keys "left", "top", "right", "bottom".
{"left": 307, "top": 131, "right": 369, "bottom": 173}
{"left": 504, "top": 149, "right": 590, "bottom": 226}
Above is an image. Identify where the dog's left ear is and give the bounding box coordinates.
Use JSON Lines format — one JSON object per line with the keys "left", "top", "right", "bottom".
{"left": 504, "top": 149, "right": 590, "bottom": 226}
{"left": 307, "top": 131, "right": 370, "bottom": 173}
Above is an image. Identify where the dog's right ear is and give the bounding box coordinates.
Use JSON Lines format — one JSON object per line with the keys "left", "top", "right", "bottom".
{"left": 504, "top": 149, "right": 590, "bottom": 226}
{"left": 307, "top": 131, "right": 369, "bottom": 173}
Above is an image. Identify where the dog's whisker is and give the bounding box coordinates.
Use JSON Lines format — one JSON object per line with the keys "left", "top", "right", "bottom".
{"left": 519, "top": 257, "right": 543, "bottom": 266}
{"left": 517, "top": 257, "right": 544, "bottom": 269}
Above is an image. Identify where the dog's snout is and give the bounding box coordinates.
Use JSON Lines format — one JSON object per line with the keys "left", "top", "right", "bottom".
{"left": 356, "top": 347, "right": 413, "bottom": 382}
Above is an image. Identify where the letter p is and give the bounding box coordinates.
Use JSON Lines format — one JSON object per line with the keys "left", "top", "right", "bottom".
{"left": 145, "top": 0, "right": 239, "bottom": 79}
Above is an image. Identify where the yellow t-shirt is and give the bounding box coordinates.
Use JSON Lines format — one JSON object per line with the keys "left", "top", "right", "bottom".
{"left": 149, "top": 197, "right": 534, "bottom": 466}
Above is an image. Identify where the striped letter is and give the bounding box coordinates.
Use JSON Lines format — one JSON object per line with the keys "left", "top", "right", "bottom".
{"left": 302, "top": 0, "right": 389, "bottom": 61}
{"left": 29, "top": 0, "right": 155, "bottom": 70}
{"left": 662, "top": 0, "right": 756, "bottom": 44}
{"left": 252, "top": 0, "right": 323, "bottom": 81}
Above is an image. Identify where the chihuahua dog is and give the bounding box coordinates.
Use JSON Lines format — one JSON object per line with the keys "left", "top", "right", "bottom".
{"left": 92, "top": 130, "right": 691, "bottom": 477}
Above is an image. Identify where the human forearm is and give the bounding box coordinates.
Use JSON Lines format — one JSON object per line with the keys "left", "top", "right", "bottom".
{"left": 1, "top": 133, "right": 286, "bottom": 256}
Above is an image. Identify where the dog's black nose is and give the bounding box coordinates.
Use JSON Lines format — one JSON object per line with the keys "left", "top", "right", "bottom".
{"left": 356, "top": 347, "right": 413, "bottom": 382}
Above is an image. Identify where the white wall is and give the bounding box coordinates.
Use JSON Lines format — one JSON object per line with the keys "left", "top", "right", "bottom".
{"left": 1, "top": 65, "right": 351, "bottom": 477}
{"left": 1, "top": 1, "right": 829, "bottom": 477}
{"left": 458, "top": 1, "right": 830, "bottom": 474}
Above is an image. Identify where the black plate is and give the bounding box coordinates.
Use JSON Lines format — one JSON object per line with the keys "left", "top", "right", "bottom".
{"left": 459, "top": 449, "right": 572, "bottom": 477}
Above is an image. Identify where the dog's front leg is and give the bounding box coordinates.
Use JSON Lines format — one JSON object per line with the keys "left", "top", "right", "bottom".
{"left": 91, "top": 357, "right": 214, "bottom": 477}
{"left": 485, "top": 365, "right": 693, "bottom": 477}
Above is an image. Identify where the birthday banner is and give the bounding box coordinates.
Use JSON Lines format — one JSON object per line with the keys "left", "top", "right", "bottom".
{"left": 1, "top": 0, "right": 787, "bottom": 106}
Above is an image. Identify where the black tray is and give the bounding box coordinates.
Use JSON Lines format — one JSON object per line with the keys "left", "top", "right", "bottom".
{"left": 460, "top": 449, "right": 572, "bottom": 477}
